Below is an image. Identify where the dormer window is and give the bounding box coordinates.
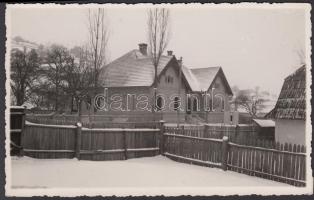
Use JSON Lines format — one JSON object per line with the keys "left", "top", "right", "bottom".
{"left": 165, "top": 75, "right": 174, "bottom": 84}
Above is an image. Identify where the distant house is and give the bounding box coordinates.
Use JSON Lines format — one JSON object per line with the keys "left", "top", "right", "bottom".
{"left": 86, "top": 43, "right": 233, "bottom": 123}
{"left": 266, "top": 65, "right": 306, "bottom": 145}
{"left": 11, "top": 36, "right": 39, "bottom": 52}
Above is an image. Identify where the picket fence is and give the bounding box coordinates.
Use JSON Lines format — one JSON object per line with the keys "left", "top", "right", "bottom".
{"left": 19, "top": 118, "right": 307, "bottom": 187}
{"left": 22, "top": 121, "right": 161, "bottom": 160}
{"left": 162, "top": 127, "right": 306, "bottom": 187}
{"left": 166, "top": 124, "right": 262, "bottom": 147}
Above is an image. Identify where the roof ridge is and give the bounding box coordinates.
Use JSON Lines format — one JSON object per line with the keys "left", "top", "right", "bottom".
{"left": 190, "top": 66, "right": 221, "bottom": 70}
{"left": 104, "top": 49, "right": 137, "bottom": 67}
{"left": 284, "top": 65, "right": 306, "bottom": 80}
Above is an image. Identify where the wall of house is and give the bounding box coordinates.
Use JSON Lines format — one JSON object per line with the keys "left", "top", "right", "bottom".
{"left": 275, "top": 119, "right": 305, "bottom": 145}
{"left": 191, "top": 76, "right": 231, "bottom": 113}
{"left": 157, "top": 64, "right": 188, "bottom": 112}
{"left": 81, "top": 87, "right": 152, "bottom": 113}
{"left": 80, "top": 63, "right": 191, "bottom": 123}
{"left": 186, "top": 73, "right": 232, "bottom": 124}
{"left": 209, "top": 75, "right": 231, "bottom": 112}
{"left": 155, "top": 64, "right": 189, "bottom": 122}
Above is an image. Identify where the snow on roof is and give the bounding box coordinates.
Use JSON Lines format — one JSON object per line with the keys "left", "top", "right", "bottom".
{"left": 99, "top": 49, "right": 173, "bottom": 87}
{"left": 253, "top": 119, "right": 275, "bottom": 127}
{"left": 99, "top": 48, "right": 232, "bottom": 95}
{"left": 190, "top": 67, "right": 220, "bottom": 91}
{"left": 182, "top": 65, "right": 233, "bottom": 94}
{"left": 181, "top": 66, "right": 200, "bottom": 91}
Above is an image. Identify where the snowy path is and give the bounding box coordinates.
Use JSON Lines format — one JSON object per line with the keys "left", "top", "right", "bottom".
{"left": 11, "top": 155, "right": 290, "bottom": 188}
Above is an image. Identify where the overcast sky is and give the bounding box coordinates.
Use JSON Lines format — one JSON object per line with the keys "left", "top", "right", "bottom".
{"left": 7, "top": 4, "right": 310, "bottom": 98}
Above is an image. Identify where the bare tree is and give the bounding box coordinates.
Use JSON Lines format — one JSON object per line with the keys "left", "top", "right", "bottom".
{"left": 147, "top": 8, "right": 171, "bottom": 116}
{"left": 66, "top": 46, "right": 94, "bottom": 118}
{"left": 45, "top": 45, "right": 72, "bottom": 111}
{"left": 232, "top": 86, "right": 270, "bottom": 118}
{"left": 87, "top": 8, "right": 109, "bottom": 112}
{"left": 10, "top": 49, "right": 40, "bottom": 106}
{"left": 295, "top": 48, "right": 305, "bottom": 66}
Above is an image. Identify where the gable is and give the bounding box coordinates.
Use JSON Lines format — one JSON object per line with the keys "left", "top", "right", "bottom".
{"left": 211, "top": 75, "right": 228, "bottom": 93}
{"left": 190, "top": 67, "right": 220, "bottom": 91}
{"left": 209, "top": 68, "right": 233, "bottom": 95}
{"left": 182, "top": 66, "right": 233, "bottom": 95}
{"left": 157, "top": 60, "right": 191, "bottom": 91}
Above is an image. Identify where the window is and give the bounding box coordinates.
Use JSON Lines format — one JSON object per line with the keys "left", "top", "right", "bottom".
{"left": 193, "top": 98, "right": 198, "bottom": 111}
{"left": 96, "top": 96, "right": 104, "bottom": 108}
{"left": 165, "top": 75, "right": 174, "bottom": 84}
{"left": 156, "top": 96, "right": 163, "bottom": 111}
{"left": 85, "top": 95, "right": 92, "bottom": 109}
{"left": 209, "top": 98, "right": 213, "bottom": 111}
{"left": 187, "top": 96, "right": 192, "bottom": 111}
{"left": 174, "top": 97, "right": 180, "bottom": 111}
{"left": 212, "top": 95, "right": 225, "bottom": 111}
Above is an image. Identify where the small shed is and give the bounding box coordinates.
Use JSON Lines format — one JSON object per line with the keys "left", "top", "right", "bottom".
{"left": 265, "top": 65, "right": 306, "bottom": 145}
{"left": 253, "top": 119, "right": 275, "bottom": 141}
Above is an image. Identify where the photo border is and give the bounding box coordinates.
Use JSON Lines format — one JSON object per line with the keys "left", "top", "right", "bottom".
{"left": 1, "top": 1, "right": 313, "bottom": 199}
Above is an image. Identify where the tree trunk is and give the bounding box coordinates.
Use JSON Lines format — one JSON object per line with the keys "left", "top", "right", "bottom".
{"left": 70, "top": 96, "right": 74, "bottom": 114}
{"left": 55, "top": 86, "right": 59, "bottom": 111}
{"left": 16, "top": 92, "right": 24, "bottom": 106}
{"left": 78, "top": 99, "right": 82, "bottom": 122}
{"left": 152, "top": 65, "right": 158, "bottom": 122}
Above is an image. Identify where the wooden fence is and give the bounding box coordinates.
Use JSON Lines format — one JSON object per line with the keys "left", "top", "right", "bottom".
{"left": 164, "top": 125, "right": 266, "bottom": 147}
{"left": 26, "top": 115, "right": 159, "bottom": 129}
{"left": 227, "top": 141, "right": 306, "bottom": 187}
{"left": 22, "top": 121, "right": 161, "bottom": 161}
{"left": 19, "top": 119, "right": 307, "bottom": 186}
{"left": 162, "top": 127, "right": 306, "bottom": 187}
{"left": 26, "top": 112, "right": 163, "bottom": 124}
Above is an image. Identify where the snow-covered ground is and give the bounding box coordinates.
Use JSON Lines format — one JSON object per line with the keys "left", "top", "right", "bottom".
{"left": 10, "top": 155, "right": 290, "bottom": 188}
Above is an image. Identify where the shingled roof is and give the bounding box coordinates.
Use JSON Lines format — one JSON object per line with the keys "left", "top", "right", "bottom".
{"left": 99, "top": 47, "right": 232, "bottom": 95}
{"left": 266, "top": 65, "right": 306, "bottom": 120}
{"left": 99, "top": 49, "right": 174, "bottom": 87}
{"left": 182, "top": 65, "right": 233, "bottom": 95}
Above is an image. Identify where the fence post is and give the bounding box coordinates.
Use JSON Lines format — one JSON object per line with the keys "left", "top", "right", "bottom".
{"left": 75, "top": 122, "right": 82, "bottom": 160}
{"left": 181, "top": 126, "right": 184, "bottom": 135}
{"left": 234, "top": 124, "right": 239, "bottom": 143}
{"left": 159, "top": 120, "right": 165, "bottom": 155}
{"left": 20, "top": 108, "right": 25, "bottom": 156}
{"left": 123, "top": 129, "right": 128, "bottom": 160}
{"left": 204, "top": 124, "right": 209, "bottom": 137}
{"left": 221, "top": 136, "right": 229, "bottom": 171}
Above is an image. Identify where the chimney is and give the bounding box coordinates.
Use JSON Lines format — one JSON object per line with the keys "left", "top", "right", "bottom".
{"left": 138, "top": 43, "right": 147, "bottom": 56}
{"left": 167, "top": 50, "right": 173, "bottom": 56}
{"left": 178, "top": 57, "right": 183, "bottom": 67}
